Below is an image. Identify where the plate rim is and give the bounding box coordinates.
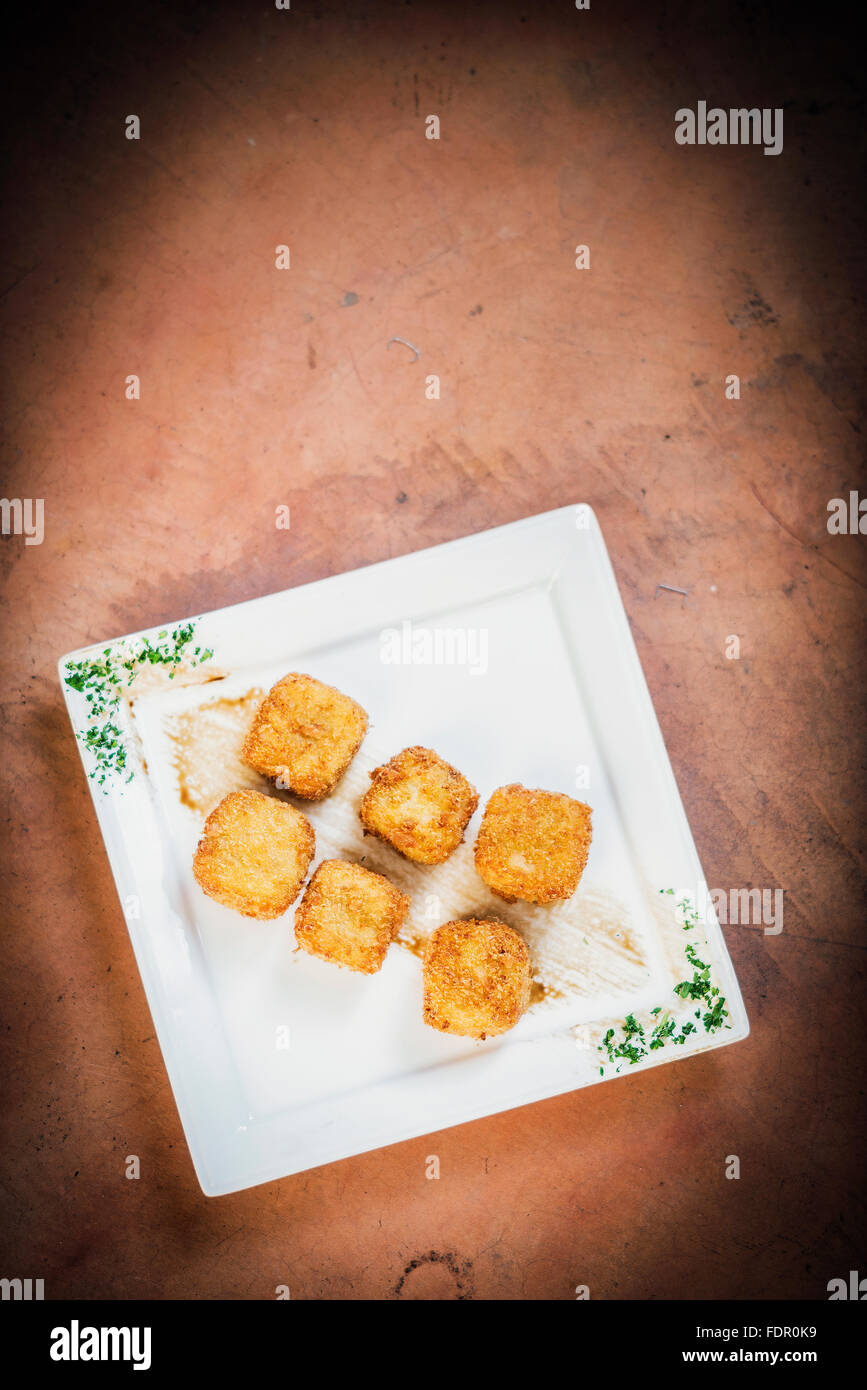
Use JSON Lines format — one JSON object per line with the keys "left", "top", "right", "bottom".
{"left": 57, "top": 503, "right": 750, "bottom": 1195}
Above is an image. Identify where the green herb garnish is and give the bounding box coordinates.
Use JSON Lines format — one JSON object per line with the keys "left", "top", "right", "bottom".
{"left": 64, "top": 621, "right": 213, "bottom": 790}
{"left": 597, "top": 891, "right": 730, "bottom": 1073}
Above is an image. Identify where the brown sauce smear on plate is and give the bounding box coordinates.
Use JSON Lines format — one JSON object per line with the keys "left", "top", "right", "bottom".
{"left": 166, "top": 689, "right": 265, "bottom": 815}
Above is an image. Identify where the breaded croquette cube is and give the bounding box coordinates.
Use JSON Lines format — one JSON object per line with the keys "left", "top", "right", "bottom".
{"left": 293, "top": 859, "right": 410, "bottom": 974}
{"left": 422, "top": 918, "right": 531, "bottom": 1039}
{"left": 474, "top": 784, "right": 592, "bottom": 903}
{"left": 242, "top": 672, "right": 367, "bottom": 799}
{"left": 192, "top": 789, "right": 315, "bottom": 920}
{"left": 359, "top": 745, "right": 479, "bottom": 865}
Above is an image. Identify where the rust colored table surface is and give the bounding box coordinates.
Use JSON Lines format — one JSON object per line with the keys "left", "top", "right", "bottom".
{"left": 1, "top": 1, "right": 864, "bottom": 1300}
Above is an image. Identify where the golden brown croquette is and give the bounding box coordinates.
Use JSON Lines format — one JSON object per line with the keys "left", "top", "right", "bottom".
{"left": 192, "top": 789, "right": 315, "bottom": 919}
{"left": 242, "top": 672, "right": 367, "bottom": 799}
{"left": 359, "top": 745, "right": 479, "bottom": 864}
{"left": 422, "top": 917, "right": 531, "bottom": 1039}
{"left": 293, "top": 858, "right": 410, "bottom": 974}
{"left": 474, "top": 784, "right": 592, "bottom": 903}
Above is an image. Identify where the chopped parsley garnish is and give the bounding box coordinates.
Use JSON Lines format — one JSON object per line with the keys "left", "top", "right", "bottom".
{"left": 64, "top": 621, "right": 213, "bottom": 790}
{"left": 597, "top": 890, "right": 730, "bottom": 1073}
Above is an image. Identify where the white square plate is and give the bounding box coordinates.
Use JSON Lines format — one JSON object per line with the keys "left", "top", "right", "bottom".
{"left": 59, "top": 505, "right": 749, "bottom": 1195}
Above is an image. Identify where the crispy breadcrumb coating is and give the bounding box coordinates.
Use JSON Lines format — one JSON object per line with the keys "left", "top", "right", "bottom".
{"left": 359, "top": 745, "right": 479, "bottom": 864}
{"left": 192, "top": 789, "right": 315, "bottom": 920}
{"left": 294, "top": 858, "right": 409, "bottom": 974}
{"left": 422, "top": 918, "right": 531, "bottom": 1039}
{"left": 242, "top": 672, "right": 367, "bottom": 799}
{"left": 474, "top": 784, "right": 592, "bottom": 903}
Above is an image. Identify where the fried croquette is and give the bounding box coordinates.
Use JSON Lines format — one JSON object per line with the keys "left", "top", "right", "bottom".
{"left": 242, "top": 672, "right": 367, "bottom": 799}
{"left": 359, "top": 745, "right": 479, "bottom": 864}
{"left": 192, "top": 789, "right": 315, "bottom": 920}
{"left": 422, "top": 918, "right": 531, "bottom": 1039}
{"left": 293, "top": 859, "right": 410, "bottom": 974}
{"left": 474, "top": 784, "right": 592, "bottom": 903}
